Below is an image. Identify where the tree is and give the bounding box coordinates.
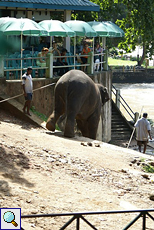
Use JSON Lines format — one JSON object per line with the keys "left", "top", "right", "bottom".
{"left": 117, "top": 0, "right": 154, "bottom": 65}
{"left": 72, "top": 0, "right": 154, "bottom": 66}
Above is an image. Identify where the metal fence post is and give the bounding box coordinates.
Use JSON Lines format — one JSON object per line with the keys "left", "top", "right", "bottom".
{"left": 142, "top": 212, "right": 146, "bottom": 230}
{"left": 76, "top": 217, "right": 80, "bottom": 230}
{"left": 116, "top": 89, "right": 120, "bottom": 109}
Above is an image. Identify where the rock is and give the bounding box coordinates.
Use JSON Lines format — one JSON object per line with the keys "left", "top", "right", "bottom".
{"left": 26, "top": 200, "right": 31, "bottom": 203}
{"left": 149, "top": 162, "right": 154, "bottom": 167}
{"left": 120, "top": 169, "right": 127, "bottom": 173}
{"left": 141, "top": 174, "right": 149, "bottom": 179}
{"left": 149, "top": 194, "right": 154, "bottom": 201}
{"left": 33, "top": 191, "right": 39, "bottom": 194}
{"left": 81, "top": 142, "right": 87, "bottom": 146}
{"left": 130, "top": 159, "right": 137, "bottom": 164}
{"left": 95, "top": 143, "right": 100, "bottom": 147}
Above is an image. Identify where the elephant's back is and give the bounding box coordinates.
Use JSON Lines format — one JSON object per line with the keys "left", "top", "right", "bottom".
{"left": 56, "top": 70, "right": 95, "bottom": 92}
{"left": 58, "top": 70, "right": 93, "bottom": 84}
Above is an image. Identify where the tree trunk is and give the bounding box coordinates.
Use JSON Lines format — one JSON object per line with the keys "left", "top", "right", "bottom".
{"left": 138, "top": 44, "right": 146, "bottom": 66}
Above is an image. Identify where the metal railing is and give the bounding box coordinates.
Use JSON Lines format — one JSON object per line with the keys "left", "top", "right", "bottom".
{"left": 112, "top": 84, "right": 135, "bottom": 122}
{"left": 2, "top": 50, "right": 108, "bottom": 79}
{"left": 21, "top": 209, "right": 154, "bottom": 229}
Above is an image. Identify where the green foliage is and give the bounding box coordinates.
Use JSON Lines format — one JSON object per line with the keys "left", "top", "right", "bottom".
{"left": 140, "top": 158, "right": 145, "bottom": 163}
{"left": 30, "top": 106, "right": 61, "bottom": 131}
{"left": 143, "top": 164, "right": 154, "bottom": 173}
{"left": 148, "top": 118, "right": 154, "bottom": 127}
{"left": 30, "top": 106, "right": 48, "bottom": 122}
{"left": 108, "top": 57, "right": 137, "bottom": 66}
{"left": 117, "top": 0, "right": 154, "bottom": 65}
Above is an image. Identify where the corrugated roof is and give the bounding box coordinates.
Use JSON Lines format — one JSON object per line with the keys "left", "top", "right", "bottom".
{"left": 0, "top": 0, "right": 99, "bottom": 11}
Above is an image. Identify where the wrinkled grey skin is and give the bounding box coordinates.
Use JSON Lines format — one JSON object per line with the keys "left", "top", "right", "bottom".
{"left": 46, "top": 70, "right": 109, "bottom": 139}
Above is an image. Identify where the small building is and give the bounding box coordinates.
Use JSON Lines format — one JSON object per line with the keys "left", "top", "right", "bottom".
{"left": 0, "top": 0, "right": 100, "bottom": 22}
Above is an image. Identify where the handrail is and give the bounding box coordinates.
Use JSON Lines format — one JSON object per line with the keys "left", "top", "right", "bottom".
{"left": 21, "top": 209, "right": 154, "bottom": 230}
{"left": 3, "top": 51, "right": 107, "bottom": 79}
{"left": 112, "top": 84, "right": 135, "bottom": 122}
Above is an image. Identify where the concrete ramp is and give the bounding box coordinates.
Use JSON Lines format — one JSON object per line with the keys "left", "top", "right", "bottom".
{"left": 147, "top": 141, "right": 154, "bottom": 149}
{"left": 0, "top": 94, "right": 46, "bottom": 129}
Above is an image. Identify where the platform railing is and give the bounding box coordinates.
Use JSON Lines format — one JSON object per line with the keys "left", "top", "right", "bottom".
{"left": 21, "top": 209, "right": 154, "bottom": 230}
{"left": 1, "top": 50, "right": 108, "bottom": 79}
{"left": 112, "top": 84, "right": 135, "bottom": 122}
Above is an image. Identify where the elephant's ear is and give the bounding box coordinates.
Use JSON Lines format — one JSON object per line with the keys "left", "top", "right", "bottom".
{"left": 99, "top": 86, "right": 110, "bottom": 105}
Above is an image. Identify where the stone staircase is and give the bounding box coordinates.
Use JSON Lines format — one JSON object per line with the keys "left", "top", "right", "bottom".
{"left": 111, "top": 100, "right": 133, "bottom": 142}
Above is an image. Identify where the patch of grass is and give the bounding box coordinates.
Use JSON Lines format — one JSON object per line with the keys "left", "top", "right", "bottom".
{"left": 140, "top": 158, "right": 145, "bottom": 162}
{"left": 30, "top": 106, "right": 61, "bottom": 131}
{"left": 30, "top": 106, "right": 48, "bottom": 122}
{"left": 108, "top": 57, "right": 137, "bottom": 66}
{"left": 143, "top": 164, "right": 154, "bottom": 173}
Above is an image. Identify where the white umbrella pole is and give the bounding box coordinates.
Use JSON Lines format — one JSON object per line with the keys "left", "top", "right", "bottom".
{"left": 74, "top": 37, "right": 76, "bottom": 69}
{"left": 101, "top": 37, "right": 103, "bottom": 70}
{"left": 50, "top": 36, "right": 52, "bottom": 48}
{"left": 20, "top": 32, "right": 23, "bottom": 79}
{"left": 93, "top": 37, "right": 94, "bottom": 73}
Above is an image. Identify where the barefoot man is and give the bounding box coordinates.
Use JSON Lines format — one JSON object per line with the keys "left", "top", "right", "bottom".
{"left": 22, "top": 67, "right": 33, "bottom": 116}
{"left": 134, "top": 113, "right": 152, "bottom": 153}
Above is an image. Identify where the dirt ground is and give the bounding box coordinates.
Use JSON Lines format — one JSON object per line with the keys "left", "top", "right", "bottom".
{"left": 0, "top": 109, "right": 154, "bottom": 230}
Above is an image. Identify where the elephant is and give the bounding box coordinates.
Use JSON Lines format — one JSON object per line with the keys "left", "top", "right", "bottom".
{"left": 46, "top": 69, "right": 109, "bottom": 139}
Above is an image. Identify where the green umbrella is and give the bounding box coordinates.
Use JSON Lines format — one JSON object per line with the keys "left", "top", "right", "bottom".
{"left": 38, "top": 20, "right": 75, "bottom": 37}
{"left": 64, "top": 20, "right": 97, "bottom": 37}
{"left": 0, "top": 17, "right": 47, "bottom": 36}
{"left": 107, "top": 21, "right": 125, "bottom": 37}
{"left": 0, "top": 17, "right": 47, "bottom": 78}
{"left": 103, "top": 21, "right": 124, "bottom": 37}
{"left": 87, "top": 21, "right": 109, "bottom": 37}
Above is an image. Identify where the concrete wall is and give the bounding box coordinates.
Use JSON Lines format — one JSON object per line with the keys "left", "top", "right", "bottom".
{"left": 112, "top": 69, "right": 154, "bottom": 83}
{"left": 0, "top": 70, "right": 112, "bottom": 142}
{"left": 1, "top": 78, "right": 56, "bottom": 118}
{"left": 91, "top": 70, "right": 112, "bottom": 142}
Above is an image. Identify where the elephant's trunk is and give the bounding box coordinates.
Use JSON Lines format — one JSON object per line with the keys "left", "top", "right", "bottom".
{"left": 46, "top": 115, "right": 56, "bottom": 131}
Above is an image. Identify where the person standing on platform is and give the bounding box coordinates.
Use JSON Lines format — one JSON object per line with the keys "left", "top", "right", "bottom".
{"left": 134, "top": 113, "right": 152, "bottom": 153}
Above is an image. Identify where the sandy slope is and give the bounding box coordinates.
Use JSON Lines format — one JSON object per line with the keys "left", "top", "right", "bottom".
{"left": 0, "top": 110, "right": 154, "bottom": 230}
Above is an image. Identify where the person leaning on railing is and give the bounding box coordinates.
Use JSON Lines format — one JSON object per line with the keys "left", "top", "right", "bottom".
{"left": 36, "top": 47, "right": 49, "bottom": 67}
{"left": 80, "top": 42, "right": 91, "bottom": 72}
{"left": 60, "top": 48, "right": 69, "bottom": 74}
{"left": 94, "top": 42, "right": 103, "bottom": 71}
{"left": 49, "top": 41, "right": 65, "bottom": 76}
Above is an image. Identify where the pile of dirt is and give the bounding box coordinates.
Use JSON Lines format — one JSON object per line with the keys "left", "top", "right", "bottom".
{"left": 0, "top": 109, "right": 154, "bottom": 230}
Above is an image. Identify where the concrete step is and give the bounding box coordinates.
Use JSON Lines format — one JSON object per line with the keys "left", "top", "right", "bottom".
{"left": 0, "top": 94, "right": 46, "bottom": 129}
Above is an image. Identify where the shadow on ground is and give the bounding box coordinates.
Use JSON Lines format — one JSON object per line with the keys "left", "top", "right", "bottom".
{"left": 0, "top": 145, "right": 34, "bottom": 196}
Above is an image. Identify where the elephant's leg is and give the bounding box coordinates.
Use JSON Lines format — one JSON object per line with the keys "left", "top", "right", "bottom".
{"left": 46, "top": 96, "right": 65, "bottom": 131}
{"left": 76, "top": 119, "right": 89, "bottom": 138}
{"left": 64, "top": 112, "right": 76, "bottom": 137}
{"left": 87, "top": 111, "right": 100, "bottom": 140}
{"left": 64, "top": 97, "right": 82, "bottom": 137}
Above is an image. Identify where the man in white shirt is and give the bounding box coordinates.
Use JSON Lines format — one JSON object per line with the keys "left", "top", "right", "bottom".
{"left": 22, "top": 67, "right": 33, "bottom": 116}
{"left": 134, "top": 113, "right": 152, "bottom": 153}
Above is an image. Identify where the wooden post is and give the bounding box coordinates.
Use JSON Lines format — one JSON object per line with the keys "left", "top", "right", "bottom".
{"left": 46, "top": 53, "right": 53, "bottom": 78}
{"left": 122, "top": 65, "right": 125, "bottom": 72}
{"left": 87, "top": 52, "right": 93, "bottom": 75}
